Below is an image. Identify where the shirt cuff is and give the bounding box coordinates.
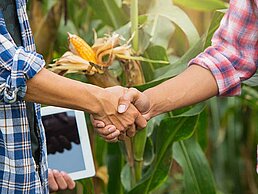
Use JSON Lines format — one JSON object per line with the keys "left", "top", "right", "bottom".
{"left": 188, "top": 46, "right": 242, "bottom": 96}
{"left": 0, "top": 47, "right": 45, "bottom": 103}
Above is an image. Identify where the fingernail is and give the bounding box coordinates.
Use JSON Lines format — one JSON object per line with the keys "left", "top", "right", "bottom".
{"left": 108, "top": 126, "right": 116, "bottom": 133}
{"left": 118, "top": 105, "right": 126, "bottom": 113}
{"left": 112, "top": 130, "right": 120, "bottom": 137}
{"left": 97, "top": 123, "right": 105, "bottom": 128}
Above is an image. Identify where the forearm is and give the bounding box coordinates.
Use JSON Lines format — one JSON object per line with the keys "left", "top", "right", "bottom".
{"left": 144, "top": 65, "right": 218, "bottom": 118}
{"left": 25, "top": 68, "right": 104, "bottom": 114}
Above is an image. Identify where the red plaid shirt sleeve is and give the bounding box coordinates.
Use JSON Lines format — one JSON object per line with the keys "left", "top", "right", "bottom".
{"left": 189, "top": 0, "right": 258, "bottom": 96}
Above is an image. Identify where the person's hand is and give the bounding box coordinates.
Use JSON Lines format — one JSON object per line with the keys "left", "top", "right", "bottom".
{"left": 92, "top": 86, "right": 147, "bottom": 134}
{"left": 90, "top": 118, "right": 120, "bottom": 142}
{"left": 91, "top": 87, "right": 150, "bottom": 142}
{"left": 117, "top": 88, "right": 151, "bottom": 119}
{"left": 48, "top": 169, "right": 76, "bottom": 193}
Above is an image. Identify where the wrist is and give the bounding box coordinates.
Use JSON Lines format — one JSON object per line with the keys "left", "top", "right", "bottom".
{"left": 143, "top": 88, "right": 157, "bottom": 119}
{"left": 80, "top": 84, "right": 106, "bottom": 114}
{"left": 143, "top": 86, "right": 175, "bottom": 119}
{"left": 85, "top": 86, "right": 118, "bottom": 118}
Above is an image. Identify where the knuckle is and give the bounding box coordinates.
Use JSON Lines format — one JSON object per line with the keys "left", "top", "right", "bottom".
{"left": 101, "top": 129, "right": 109, "bottom": 135}
{"left": 133, "top": 111, "right": 139, "bottom": 119}
{"left": 118, "top": 126, "right": 125, "bottom": 132}
{"left": 114, "top": 85, "right": 122, "bottom": 90}
{"left": 129, "top": 88, "right": 139, "bottom": 96}
{"left": 130, "top": 120, "right": 135, "bottom": 126}
{"left": 129, "top": 87, "right": 138, "bottom": 93}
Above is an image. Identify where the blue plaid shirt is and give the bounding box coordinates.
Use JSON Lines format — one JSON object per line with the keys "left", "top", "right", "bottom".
{"left": 0, "top": 0, "right": 48, "bottom": 193}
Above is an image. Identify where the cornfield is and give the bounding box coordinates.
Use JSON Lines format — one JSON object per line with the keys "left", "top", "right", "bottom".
{"left": 28, "top": 0, "right": 258, "bottom": 194}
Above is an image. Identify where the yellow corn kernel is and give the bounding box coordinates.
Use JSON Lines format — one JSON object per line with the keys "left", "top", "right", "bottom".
{"left": 67, "top": 33, "right": 97, "bottom": 64}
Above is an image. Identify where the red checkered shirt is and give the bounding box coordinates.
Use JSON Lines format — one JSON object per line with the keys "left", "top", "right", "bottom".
{"left": 189, "top": 0, "right": 258, "bottom": 96}
{"left": 189, "top": 0, "right": 258, "bottom": 173}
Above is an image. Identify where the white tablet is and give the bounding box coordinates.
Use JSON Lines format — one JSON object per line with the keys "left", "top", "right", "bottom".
{"left": 41, "top": 106, "right": 95, "bottom": 180}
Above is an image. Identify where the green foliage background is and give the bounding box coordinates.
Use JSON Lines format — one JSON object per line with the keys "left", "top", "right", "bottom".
{"left": 28, "top": 0, "right": 258, "bottom": 193}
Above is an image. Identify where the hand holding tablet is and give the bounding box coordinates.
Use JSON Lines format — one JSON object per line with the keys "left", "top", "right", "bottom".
{"left": 41, "top": 106, "right": 95, "bottom": 180}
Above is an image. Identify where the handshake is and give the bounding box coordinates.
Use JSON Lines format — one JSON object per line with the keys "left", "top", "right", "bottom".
{"left": 90, "top": 86, "right": 152, "bottom": 143}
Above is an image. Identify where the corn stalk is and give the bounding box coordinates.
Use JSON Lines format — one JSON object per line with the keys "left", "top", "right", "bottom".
{"left": 127, "top": 0, "right": 146, "bottom": 185}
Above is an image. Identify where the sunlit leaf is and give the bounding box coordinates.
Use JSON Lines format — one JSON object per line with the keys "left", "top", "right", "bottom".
{"left": 116, "top": 54, "right": 169, "bottom": 64}
{"left": 174, "top": 0, "right": 228, "bottom": 11}
{"left": 143, "top": 16, "right": 175, "bottom": 48}
{"left": 146, "top": 0, "right": 200, "bottom": 47}
{"left": 121, "top": 163, "right": 132, "bottom": 191}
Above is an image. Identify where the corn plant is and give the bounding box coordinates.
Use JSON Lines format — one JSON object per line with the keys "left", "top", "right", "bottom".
{"left": 28, "top": 0, "right": 258, "bottom": 194}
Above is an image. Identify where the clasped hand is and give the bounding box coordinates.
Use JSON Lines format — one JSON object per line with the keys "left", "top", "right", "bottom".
{"left": 91, "top": 86, "right": 151, "bottom": 142}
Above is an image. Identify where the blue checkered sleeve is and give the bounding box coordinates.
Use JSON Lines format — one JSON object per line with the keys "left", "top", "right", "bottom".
{"left": 0, "top": 1, "right": 49, "bottom": 193}
{"left": 0, "top": 33, "right": 45, "bottom": 104}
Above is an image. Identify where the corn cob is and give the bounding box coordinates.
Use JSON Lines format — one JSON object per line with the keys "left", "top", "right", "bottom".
{"left": 67, "top": 32, "right": 97, "bottom": 64}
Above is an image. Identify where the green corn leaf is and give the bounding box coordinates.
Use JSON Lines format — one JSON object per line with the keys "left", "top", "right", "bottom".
{"left": 173, "top": 139, "right": 217, "bottom": 194}
{"left": 146, "top": 113, "right": 170, "bottom": 137}
{"left": 121, "top": 163, "right": 132, "bottom": 191}
{"left": 107, "top": 143, "right": 124, "bottom": 194}
{"left": 174, "top": 0, "right": 228, "bottom": 11}
{"left": 147, "top": 0, "right": 200, "bottom": 48}
{"left": 133, "top": 128, "right": 148, "bottom": 162}
{"left": 143, "top": 15, "right": 175, "bottom": 49}
{"left": 78, "top": 178, "right": 95, "bottom": 194}
{"left": 171, "top": 103, "right": 206, "bottom": 118}
{"left": 244, "top": 70, "right": 258, "bottom": 86}
{"left": 195, "top": 109, "right": 209, "bottom": 150}
{"left": 87, "top": 0, "right": 128, "bottom": 28}
{"left": 143, "top": 137, "right": 155, "bottom": 166}
{"left": 141, "top": 45, "right": 170, "bottom": 82}
{"left": 128, "top": 106, "right": 201, "bottom": 194}
{"left": 135, "top": 36, "right": 205, "bottom": 91}
{"left": 239, "top": 85, "right": 258, "bottom": 108}
{"left": 204, "top": 9, "right": 226, "bottom": 48}
{"left": 116, "top": 54, "right": 169, "bottom": 64}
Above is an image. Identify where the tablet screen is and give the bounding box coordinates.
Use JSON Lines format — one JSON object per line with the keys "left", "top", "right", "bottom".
{"left": 41, "top": 107, "right": 95, "bottom": 180}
